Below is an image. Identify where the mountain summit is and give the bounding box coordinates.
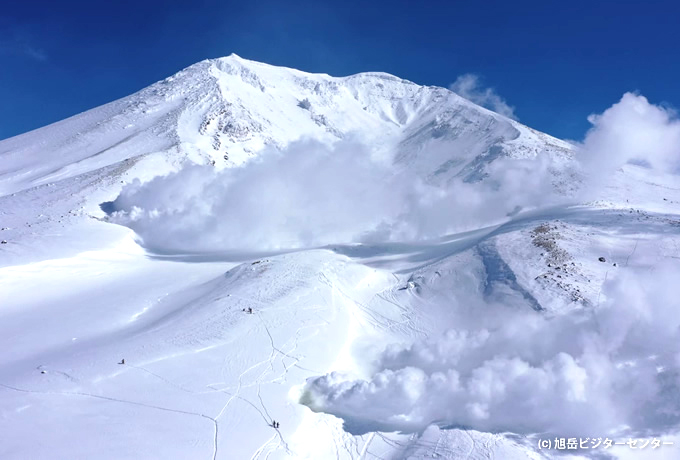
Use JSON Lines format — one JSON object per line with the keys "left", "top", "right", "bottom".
{"left": 0, "top": 54, "right": 572, "bottom": 197}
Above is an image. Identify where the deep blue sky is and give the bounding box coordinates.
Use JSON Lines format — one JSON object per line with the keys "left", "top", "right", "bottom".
{"left": 1, "top": 0, "right": 678, "bottom": 141}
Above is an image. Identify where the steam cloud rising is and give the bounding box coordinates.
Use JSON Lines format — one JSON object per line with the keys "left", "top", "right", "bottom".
{"left": 450, "top": 74, "right": 517, "bottom": 120}
{"left": 302, "top": 262, "right": 680, "bottom": 437}
{"left": 109, "top": 140, "right": 559, "bottom": 253}
{"left": 109, "top": 92, "right": 679, "bottom": 254}
{"left": 579, "top": 92, "right": 680, "bottom": 175}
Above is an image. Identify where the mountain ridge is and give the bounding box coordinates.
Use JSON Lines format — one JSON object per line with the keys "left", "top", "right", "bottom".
{"left": 0, "top": 54, "right": 572, "bottom": 198}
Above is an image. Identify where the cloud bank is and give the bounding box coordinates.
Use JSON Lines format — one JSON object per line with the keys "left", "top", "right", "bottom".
{"left": 450, "top": 74, "right": 517, "bottom": 120}
{"left": 108, "top": 140, "right": 559, "bottom": 253}
{"left": 579, "top": 92, "right": 680, "bottom": 177}
{"left": 108, "top": 92, "right": 678, "bottom": 254}
{"left": 302, "top": 262, "right": 680, "bottom": 437}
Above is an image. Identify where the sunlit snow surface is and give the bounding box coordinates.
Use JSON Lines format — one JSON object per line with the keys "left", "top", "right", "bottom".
{"left": 1, "top": 55, "right": 679, "bottom": 459}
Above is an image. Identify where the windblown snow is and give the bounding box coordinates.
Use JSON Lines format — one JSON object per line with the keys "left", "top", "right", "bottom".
{"left": 1, "top": 54, "right": 679, "bottom": 460}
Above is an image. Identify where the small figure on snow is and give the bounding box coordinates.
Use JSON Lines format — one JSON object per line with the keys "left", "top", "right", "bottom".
{"left": 272, "top": 420, "right": 279, "bottom": 428}
{"left": 119, "top": 358, "right": 125, "bottom": 365}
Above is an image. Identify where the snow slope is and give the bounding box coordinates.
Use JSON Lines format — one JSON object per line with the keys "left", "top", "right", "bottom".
{"left": 1, "top": 56, "right": 679, "bottom": 460}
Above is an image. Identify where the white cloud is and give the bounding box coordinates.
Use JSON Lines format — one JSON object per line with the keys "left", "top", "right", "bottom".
{"left": 450, "top": 74, "right": 517, "bottom": 120}
{"left": 579, "top": 92, "right": 680, "bottom": 176}
{"left": 302, "top": 261, "right": 680, "bottom": 437}
{"left": 108, "top": 139, "right": 560, "bottom": 253}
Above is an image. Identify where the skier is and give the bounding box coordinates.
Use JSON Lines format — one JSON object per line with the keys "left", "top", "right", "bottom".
{"left": 247, "top": 307, "right": 253, "bottom": 314}
{"left": 119, "top": 358, "right": 125, "bottom": 365}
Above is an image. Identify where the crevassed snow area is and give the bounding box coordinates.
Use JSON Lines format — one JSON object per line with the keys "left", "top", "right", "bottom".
{"left": 1, "top": 56, "right": 680, "bottom": 459}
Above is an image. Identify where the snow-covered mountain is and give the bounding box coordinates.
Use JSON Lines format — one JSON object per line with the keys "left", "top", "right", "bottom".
{"left": 1, "top": 55, "right": 679, "bottom": 460}
{"left": 0, "top": 54, "right": 573, "bottom": 196}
